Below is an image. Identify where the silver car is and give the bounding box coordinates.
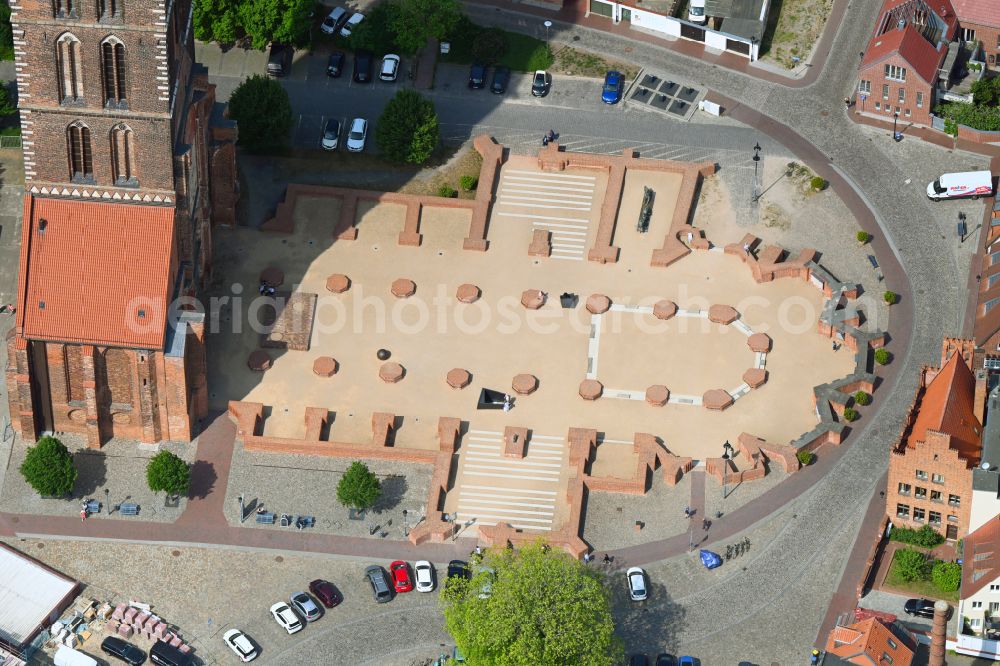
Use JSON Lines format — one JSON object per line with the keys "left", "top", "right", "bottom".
{"left": 290, "top": 591, "right": 322, "bottom": 621}
{"left": 627, "top": 567, "right": 647, "bottom": 601}
{"left": 346, "top": 117, "right": 367, "bottom": 153}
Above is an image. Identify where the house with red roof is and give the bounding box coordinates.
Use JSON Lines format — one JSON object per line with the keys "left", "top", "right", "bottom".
{"left": 823, "top": 616, "right": 916, "bottom": 666}
{"left": 950, "top": 0, "right": 1000, "bottom": 68}
{"left": 886, "top": 338, "right": 987, "bottom": 540}
{"left": 955, "top": 514, "right": 1000, "bottom": 658}
{"left": 856, "top": 0, "right": 959, "bottom": 127}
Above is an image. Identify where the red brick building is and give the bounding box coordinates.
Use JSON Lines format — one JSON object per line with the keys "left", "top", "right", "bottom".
{"left": 824, "top": 616, "right": 916, "bottom": 666}
{"left": 886, "top": 338, "right": 987, "bottom": 540}
{"left": 951, "top": 0, "right": 1000, "bottom": 67}
{"left": 856, "top": 0, "right": 958, "bottom": 127}
{"left": 4, "top": 0, "right": 238, "bottom": 446}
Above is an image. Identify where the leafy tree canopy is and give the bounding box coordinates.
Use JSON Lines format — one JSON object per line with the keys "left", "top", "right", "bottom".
{"left": 0, "top": 84, "right": 15, "bottom": 118}
{"left": 336, "top": 461, "right": 382, "bottom": 511}
{"left": 391, "top": 0, "right": 462, "bottom": 55}
{"left": 375, "top": 89, "right": 439, "bottom": 165}
{"left": 442, "top": 541, "right": 623, "bottom": 666}
{"left": 227, "top": 74, "right": 293, "bottom": 151}
{"left": 20, "top": 436, "right": 77, "bottom": 497}
{"left": 146, "top": 450, "right": 191, "bottom": 496}
{"left": 193, "top": 0, "right": 311, "bottom": 48}
{"left": 348, "top": 2, "right": 400, "bottom": 54}
{"left": 0, "top": 0, "right": 13, "bottom": 62}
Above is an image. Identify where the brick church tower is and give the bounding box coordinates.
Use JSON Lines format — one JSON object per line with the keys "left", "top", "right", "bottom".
{"left": 4, "top": 0, "right": 238, "bottom": 446}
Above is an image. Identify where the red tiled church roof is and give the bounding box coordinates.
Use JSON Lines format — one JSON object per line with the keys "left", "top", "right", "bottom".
{"left": 861, "top": 24, "right": 946, "bottom": 85}
{"left": 950, "top": 0, "right": 999, "bottom": 28}
{"left": 14, "top": 196, "right": 177, "bottom": 349}
{"left": 904, "top": 351, "right": 982, "bottom": 462}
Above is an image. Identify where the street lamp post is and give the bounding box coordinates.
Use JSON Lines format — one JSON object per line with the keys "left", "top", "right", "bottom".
{"left": 543, "top": 20, "right": 552, "bottom": 40}
{"left": 722, "top": 440, "right": 734, "bottom": 499}
{"left": 751, "top": 142, "right": 762, "bottom": 202}
{"left": 893, "top": 111, "right": 901, "bottom": 141}
{"left": 104, "top": 488, "right": 110, "bottom": 515}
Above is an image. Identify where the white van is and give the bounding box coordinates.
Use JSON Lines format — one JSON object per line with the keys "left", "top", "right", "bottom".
{"left": 688, "top": 0, "right": 707, "bottom": 24}
{"left": 927, "top": 170, "right": 994, "bottom": 200}
{"left": 54, "top": 646, "right": 99, "bottom": 666}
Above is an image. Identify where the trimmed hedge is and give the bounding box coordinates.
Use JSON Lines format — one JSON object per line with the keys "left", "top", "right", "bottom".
{"left": 890, "top": 524, "right": 945, "bottom": 548}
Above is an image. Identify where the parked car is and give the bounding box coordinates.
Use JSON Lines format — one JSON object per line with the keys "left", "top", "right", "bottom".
{"left": 365, "top": 564, "right": 393, "bottom": 602}
{"left": 490, "top": 66, "right": 510, "bottom": 94}
{"left": 266, "top": 44, "right": 292, "bottom": 77}
{"left": 353, "top": 50, "right": 373, "bottom": 83}
{"left": 602, "top": 70, "right": 623, "bottom": 104}
{"left": 291, "top": 591, "right": 322, "bottom": 621}
{"left": 340, "top": 12, "right": 364, "bottom": 38}
{"left": 222, "top": 629, "right": 258, "bottom": 662}
{"left": 655, "top": 655, "right": 678, "bottom": 666}
{"left": 677, "top": 658, "right": 697, "bottom": 666}
{"left": 320, "top": 7, "right": 348, "bottom": 35}
{"left": 269, "top": 601, "right": 303, "bottom": 634}
{"left": 904, "top": 598, "right": 951, "bottom": 619}
{"left": 149, "top": 640, "right": 196, "bottom": 666}
{"left": 390, "top": 560, "right": 414, "bottom": 592}
{"left": 326, "top": 50, "right": 345, "bottom": 77}
{"left": 447, "top": 559, "right": 470, "bottom": 580}
{"left": 346, "top": 117, "right": 367, "bottom": 152}
{"left": 415, "top": 560, "right": 436, "bottom": 592}
{"left": 476, "top": 565, "right": 495, "bottom": 599}
{"left": 321, "top": 118, "right": 341, "bottom": 150}
{"left": 309, "top": 579, "right": 343, "bottom": 607}
{"left": 627, "top": 566, "right": 647, "bottom": 601}
{"left": 100, "top": 636, "right": 146, "bottom": 665}
{"left": 926, "top": 170, "right": 994, "bottom": 200}
{"left": 469, "top": 63, "right": 487, "bottom": 89}
{"left": 688, "top": 0, "right": 707, "bottom": 23}
{"left": 531, "top": 70, "right": 550, "bottom": 96}
{"left": 380, "top": 54, "right": 400, "bottom": 82}
{"left": 629, "top": 656, "right": 649, "bottom": 666}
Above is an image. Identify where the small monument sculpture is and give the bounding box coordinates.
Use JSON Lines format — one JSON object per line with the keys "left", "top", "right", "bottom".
{"left": 638, "top": 186, "right": 654, "bottom": 233}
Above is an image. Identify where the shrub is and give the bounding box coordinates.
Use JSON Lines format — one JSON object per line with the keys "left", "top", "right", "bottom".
{"left": 438, "top": 185, "right": 457, "bottom": 198}
{"left": 348, "top": 2, "right": 401, "bottom": 54}
{"left": 894, "top": 548, "right": 931, "bottom": 582}
{"left": 843, "top": 407, "right": 859, "bottom": 422}
{"left": 810, "top": 176, "right": 827, "bottom": 191}
{"left": 459, "top": 175, "right": 479, "bottom": 191}
{"left": 796, "top": 450, "right": 815, "bottom": 466}
{"left": 0, "top": 84, "right": 15, "bottom": 119}
{"left": 336, "top": 461, "right": 382, "bottom": 511}
{"left": 227, "top": 75, "right": 294, "bottom": 152}
{"left": 891, "top": 524, "right": 946, "bottom": 548}
{"left": 874, "top": 348, "right": 891, "bottom": 365}
{"left": 932, "top": 561, "right": 962, "bottom": 593}
{"left": 472, "top": 27, "right": 508, "bottom": 65}
{"left": 0, "top": 1, "right": 13, "bottom": 61}
{"left": 938, "top": 101, "right": 1000, "bottom": 132}
{"left": 375, "top": 89, "right": 439, "bottom": 165}
{"left": 146, "top": 450, "right": 191, "bottom": 497}
{"left": 20, "top": 436, "right": 77, "bottom": 497}
{"left": 854, "top": 391, "right": 872, "bottom": 406}
{"left": 856, "top": 231, "right": 871, "bottom": 244}
{"left": 883, "top": 290, "right": 897, "bottom": 305}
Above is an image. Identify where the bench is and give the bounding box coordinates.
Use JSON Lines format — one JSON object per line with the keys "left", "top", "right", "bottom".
{"left": 84, "top": 500, "right": 101, "bottom": 514}
{"left": 295, "top": 516, "right": 315, "bottom": 530}
{"left": 119, "top": 503, "right": 139, "bottom": 516}
{"left": 255, "top": 512, "right": 276, "bottom": 524}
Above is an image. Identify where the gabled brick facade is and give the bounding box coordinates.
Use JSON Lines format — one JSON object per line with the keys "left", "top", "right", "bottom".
{"left": 4, "top": 0, "right": 236, "bottom": 446}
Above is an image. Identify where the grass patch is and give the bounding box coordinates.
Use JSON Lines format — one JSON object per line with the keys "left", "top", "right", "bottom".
{"left": 884, "top": 549, "right": 960, "bottom": 603}
{"left": 551, "top": 45, "right": 639, "bottom": 79}
{"left": 758, "top": 0, "right": 833, "bottom": 69}
{"left": 441, "top": 22, "right": 553, "bottom": 71}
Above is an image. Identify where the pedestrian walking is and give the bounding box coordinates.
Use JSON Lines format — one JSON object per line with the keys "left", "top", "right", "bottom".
{"left": 726, "top": 544, "right": 732, "bottom": 560}
{"left": 683, "top": 505, "right": 692, "bottom": 518}
{"left": 475, "top": 545, "right": 482, "bottom": 556}
{"left": 687, "top": 231, "right": 693, "bottom": 245}
{"left": 702, "top": 518, "right": 710, "bottom": 531}
{"left": 743, "top": 242, "right": 751, "bottom": 256}
{"left": 602, "top": 554, "right": 611, "bottom": 564}
{"left": 844, "top": 96, "right": 851, "bottom": 108}
{"left": 80, "top": 509, "right": 87, "bottom": 522}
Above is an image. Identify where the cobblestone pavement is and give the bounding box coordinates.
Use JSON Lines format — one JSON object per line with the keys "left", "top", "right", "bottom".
{"left": 0, "top": 436, "right": 194, "bottom": 522}
{"left": 2, "top": 537, "right": 454, "bottom": 666}
{"left": 859, "top": 589, "right": 959, "bottom": 637}
{"left": 223, "top": 443, "right": 433, "bottom": 539}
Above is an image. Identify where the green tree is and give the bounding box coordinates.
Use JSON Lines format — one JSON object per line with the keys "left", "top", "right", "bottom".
{"left": 971, "top": 76, "right": 1000, "bottom": 107}
{"left": 894, "top": 548, "right": 930, "bottom": 582}
{"left": 336, "top": 461, "right": 381, "bottom": 511}
{"left": 0, "top": 0, "right": 13, "bottom": 62}
{"left": 227, "top": 74, "right": 293, "bottom": 151}
{"left": 854, "top": 391, "right": 871, "bottom": 406}
{"left": 874, "top": 348, "right": 891, "bottom": 365}
{"left": 472, "top": 28, "right": 508, "bottom": 65}
{"left": 193, "top": 0, "right": 241, "bottom": 44}
{"left": 348, "top": 2, "right": 400, "bottom": 54}
{"left": 146, "top": 450, "right": 191, "bottom": 496}
{"left": 376, "top": 89, "right": 439, "bottom": 164}
{"left": 391, "top": 0, "right": 462, "bottom": 55}
{"left": 21, "top": 436, "right": 77, "bottom": 496}
{"left": 236, "top": 0, "right": 312, "bottom": 49}
{"left": 0, "top": 84, "right": 15, "bottom": 119}
{"left": 442, "top": 541, "right": 623, "bottom": 666}
{"left": 931, "top": 561, "right": 962, "bottom": 593}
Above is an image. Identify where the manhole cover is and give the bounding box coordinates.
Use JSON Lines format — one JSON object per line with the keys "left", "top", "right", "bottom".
{"left": 171, "top": 550, "right": 181, "bottom": 557}
{"left": 36, "top": 542, "right": 43, "bottom": 548}
{"left": 820, "top": 110, "right": 829, "bottom": 117}
{"left": 275, "top": 556, "right": 284, "bottom": 563}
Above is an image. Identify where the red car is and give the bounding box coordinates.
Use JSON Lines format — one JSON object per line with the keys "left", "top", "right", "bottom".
{"left": 308, "top": 579, "right": 342, "bottom": 608}
{"left": 390, "top": 561, "right": 413, "bottom": 593}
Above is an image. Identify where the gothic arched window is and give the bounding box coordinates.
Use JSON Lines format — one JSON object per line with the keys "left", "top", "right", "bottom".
{"left": 100, "top": 37, "right": 127, "bottom": 107}
{"left": 56, "top": 34, "right": 83, "bottom": 101}
{"left": 110, "top": 124, "right": 137, "bottom": 185}
{"left": 67, "top": 122, "right": 93, "bottom": 181}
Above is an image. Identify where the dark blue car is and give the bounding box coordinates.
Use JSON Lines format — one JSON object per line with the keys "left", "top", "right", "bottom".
{"left": 602, "top": 70, "right": 623, "bottom": 104}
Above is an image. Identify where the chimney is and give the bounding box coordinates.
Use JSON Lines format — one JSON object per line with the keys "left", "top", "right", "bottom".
{"left": 928, "top": 600, "right": 950, "bottom": 666}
